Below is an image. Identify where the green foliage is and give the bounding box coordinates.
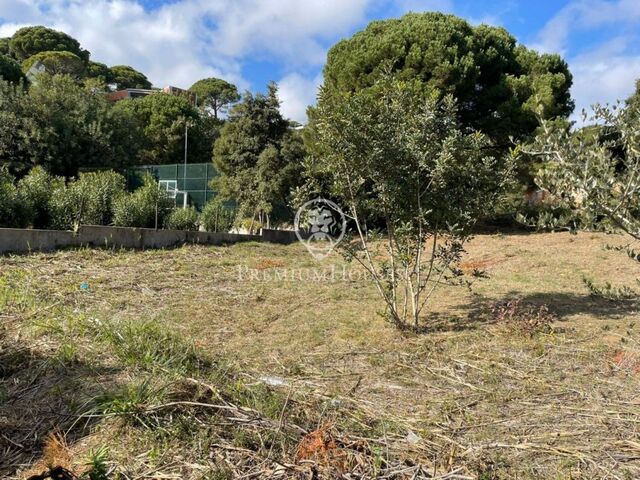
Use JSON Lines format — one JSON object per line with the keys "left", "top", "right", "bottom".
{"left": 626, "top": 79, "right": 640, "bottom": 115}
{"left": 21, "top": 74, "right": 132, "bottom": 176}
{"left": 0, "top": 38, "right": 10, "bottom": 56}
{"left": 81, "top": 446, "right": 109, "bottom": 480}
{"left": 50, "top": 170, "right": 127, "bottom": 230}
{"left": 108, "top": 65, "right": 152, "bottom": 89}
{"left": 86, "top": 61, "right": 112, "bottom": 84}
{"left": 189, "top": 77, "right": 240, "bottom": 119}
{"left": 213, "top": 83, "right": 305, "bottom": 227}
{"left": 309, "top": 76, "right": 513, "bottom": 328}
{"left": 90, "top": 317, "right": 204, "bottom": 374}
{"left": 0, "top": 168, "right": 24, "bottom": 227}
{"left": 529, "top": 101, "right": 640, "bottom": 294}
{"left": 530, "top": 104, "right": 640, "bottom": 239}
{"left": 112, "top": 93, "right": 200, "bottom": 164}
{"left": 22, "top": 51, "right": 86, "bottom": 78}
{"left": 16, "top": 166, "right": 64, "bottom": 229}
{"left": 200, "top": 199, "right": 236, "bottom": 232}
{"left": 164, "top": 206, "right": 199, "bottom": 231}
{"left": 9, "top": 26, "right": 89, "bottom": 62}
{"left": 582, "top": 276, "right": 637, "bottom": 301}
{"left": 0, "top": 54, "right": 25, "bottom": 84}
{"left": 113, "top": 173, "right": 174, "bottom": 228}
{"left": 319, "top": 12, "right": 573, "bottom": 144}
{"left": 0, "top": 78, "right": 42, "bottom": 175}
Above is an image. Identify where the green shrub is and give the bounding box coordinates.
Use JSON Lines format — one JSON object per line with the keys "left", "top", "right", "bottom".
{"left": 50, "top": 170, "right": 126, "bottom": 230}
{"left": 113, "top": 173, "right": 174, "bottom": 228}
{"left": 16, "top": 166, "right": 63, "bottom": 229}
{"left": 200, "top": 199, "right": 236, "bottom": 232}
{"left": 164, "top": 206, "right": 199, "bottom": 231}
{"left": 0, "top": 168, "right": 22, "bottom": 227}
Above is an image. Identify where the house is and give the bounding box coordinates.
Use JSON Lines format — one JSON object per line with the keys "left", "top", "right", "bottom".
{"left": 107, "top": 85, "right": 197, "bottom": 105}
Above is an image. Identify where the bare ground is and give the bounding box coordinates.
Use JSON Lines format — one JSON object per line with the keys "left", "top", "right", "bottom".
{"left": 1, "top": 231, "right": 639, "bottom": 479}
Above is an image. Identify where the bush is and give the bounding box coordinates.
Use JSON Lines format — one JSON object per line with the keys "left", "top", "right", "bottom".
{"left": 0, "top": 168, "right": 23, "bottom": 227}
{"left": 200, "top": 200, "right": 236, "bottom": 232}
{"left": 164, "top": 206, "right": 199, "bottom": 231}
{"left": 50, "top": 170, "right": 126, "bottom": 230}
{"left": 16, "top": 166, "right": 63, "bottom": 229}
{"left": 113, "top": 173, "right": 174, "bottom": 228}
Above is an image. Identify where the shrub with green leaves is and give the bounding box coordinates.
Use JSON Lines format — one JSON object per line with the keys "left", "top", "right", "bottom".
{"left": 113, "top": 173, "right": 174, "bottom": 228}
{"left": 16, "top": 166, "right": 63, "bottom": 229}
{"left": 0, "top": 168, "right": 23, "bottom": 227}
{"left": 50, "top": 170, "right": 126, "bottom": 230}
{"left": 200, "top": 199, "right": 236, "bottom": 232}
{"left": 164, "top": 206, "right": 199, "bottom": 231}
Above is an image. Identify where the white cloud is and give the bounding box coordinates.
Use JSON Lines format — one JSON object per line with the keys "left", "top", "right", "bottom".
{"left": 0, "top": 0, "right": 373, "bottom": 110}
{"left": 277, "top": 72, "right": 323, "bottom": 123}
{"left": 569, "top": 38, "right": 640, "bottom": 124}
{"left": 532, "top": 0, "right": 640, "bottom": 54}
{"left": 528, "top": 1, "right": 640, "bottom": 124}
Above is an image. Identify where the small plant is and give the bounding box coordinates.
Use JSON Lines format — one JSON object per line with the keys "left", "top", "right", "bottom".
{"left": 164, "top": 206, "right": 199, "bottom": 231}
{"left": 582, "top": 276, "right": 637, "bottom": 301}
{"left": 82, "top": 446, "right": 109, "bottom": 480}
{"left": 87, "top": 317, "right": 207, "bottom": 374}
{"left": 491, "top": 299, "right": 555, "bottom": 335}
{"left": 91, "top": 379, "right": 162, "bottom": 419}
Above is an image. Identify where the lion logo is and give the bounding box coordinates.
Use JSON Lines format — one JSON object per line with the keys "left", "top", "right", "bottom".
{"left": 295, "top": 198, "right": 346, "bottom": 259}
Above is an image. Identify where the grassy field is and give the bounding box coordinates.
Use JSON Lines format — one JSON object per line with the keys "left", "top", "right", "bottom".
{"left": 1, "top": 231, "right": 639, "bottom": 479}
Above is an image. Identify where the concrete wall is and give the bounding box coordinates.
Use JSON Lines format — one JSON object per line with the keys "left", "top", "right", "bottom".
{"left": 0, "top": 225, "right": 285, "bottom": 254}
{"left": 0, "top": 228, "right": 79, "bottom": 253}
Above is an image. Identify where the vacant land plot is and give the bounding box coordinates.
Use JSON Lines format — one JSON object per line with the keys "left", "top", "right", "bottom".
{"left": 1, "top": 232, "right": 639, "bottom": 479}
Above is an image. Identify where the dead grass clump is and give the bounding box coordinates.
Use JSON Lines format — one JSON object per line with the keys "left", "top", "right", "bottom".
{"left": 254, "top": 258, "right": 286, "bottom": 270}
{"left": 611, "top": 349, "right": 640, "bottom": 375}
{"left": 491, "top": 298, "right": 555, "bottom": 334}
{"left": 294, "top": 422, "right": 347, "bottom": 474}
{"left": 23, "top": 433, "right": 77, "bottom": 480}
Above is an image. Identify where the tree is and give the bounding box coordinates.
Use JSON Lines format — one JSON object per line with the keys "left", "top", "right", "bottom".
{"left": 213, "top": 83, "right": 304, "bottom": 228}
{"left": 319, "top": 12, "right": 574, "bottom": 145}
{"left": 22, "top": 51, "right": 86, "bottom": 78}
{"left": 0, "top": 54, "right": 25, "bottom": 84}
{"left": 108, "top": 65, "right": 152, "bottom": 90}
{"left": 189, "top": 77, "right": 240, "bottom": 119}
{"left": 0, "top": 38, "right": 11, "bottom": 57}
{"left": 0, "top": 78, "right": 42, "bottom": 175}
{"left": 308, "top": 77, "right": 513, "bottom": 329}
{"left": 9, "top": 26, "right": 89, "bottom": 62}
{"left": 22, "top": 74, "right": 132, "bottom": 176}
{"left": 86, "top": 61, "right": 112, "bottom": 84}
{"left": 111, "top": 92, "right": 200, "bottom": 164}
{"left": 525, "top": 102, "right": 640, "bottom": 297}
{"left": 626, "top": 79, "right": 640, "bottom": 117}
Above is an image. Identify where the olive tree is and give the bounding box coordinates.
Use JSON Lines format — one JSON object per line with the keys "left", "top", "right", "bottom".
{"left": 309, "top": 77, "right": 513, "bottom": 330}
{"left": 525, "top": 103, "right": 640, "bottom": 296}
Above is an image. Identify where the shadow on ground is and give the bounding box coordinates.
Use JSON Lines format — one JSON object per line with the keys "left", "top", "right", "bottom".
{"left": 0, "top": 328, "right": 122, "bottom": 478}
{"left": 419, "top": 291, "right": 638, "bottom": 334}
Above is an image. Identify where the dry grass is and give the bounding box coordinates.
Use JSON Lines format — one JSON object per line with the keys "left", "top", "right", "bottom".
{"left": 1, "top": 231, "right": 639, "bottom": 479}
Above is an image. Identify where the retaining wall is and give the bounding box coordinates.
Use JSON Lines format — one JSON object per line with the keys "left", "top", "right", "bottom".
{"left": 0, "top": 225, "right": 292, "bottom": 254}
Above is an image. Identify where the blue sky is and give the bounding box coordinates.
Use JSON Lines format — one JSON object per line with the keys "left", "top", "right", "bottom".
{"left": 1, "top": 0, "right": 640, "bottom": 123}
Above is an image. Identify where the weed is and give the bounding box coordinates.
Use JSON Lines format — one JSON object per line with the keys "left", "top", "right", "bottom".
{"left": 583, "top": 276, "right": 637, "bottom": 301}
{"left": 491, "top": 298, "right": 555, "bottom": 335}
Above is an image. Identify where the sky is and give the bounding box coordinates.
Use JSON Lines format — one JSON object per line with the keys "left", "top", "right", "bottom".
{"left": 1, "top": 0, "right": 640, "bottom": 124}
